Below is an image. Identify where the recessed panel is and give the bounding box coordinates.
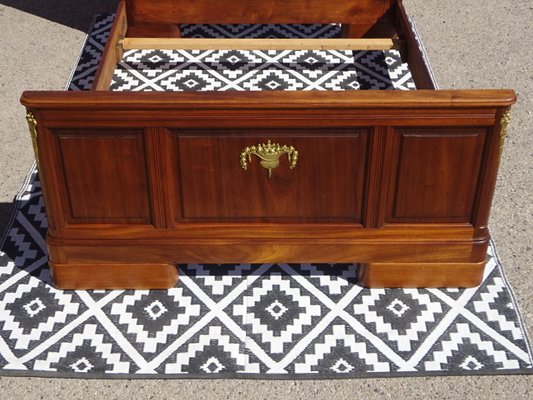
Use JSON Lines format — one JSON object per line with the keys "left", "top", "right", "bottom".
{"left": 387, "top": 129, "right": 486, "bottom": 223}
{"left": 57, "top": 130, "right": 151, "bottom": 224}
{"left": 173, "top": 129, "right": 368, "bottom": 222}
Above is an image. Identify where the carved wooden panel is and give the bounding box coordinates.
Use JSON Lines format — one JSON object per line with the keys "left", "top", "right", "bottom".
{"left": 386, "top": 128, "right": 486, "bottom": 223}
{"left": 56, "top": 130, "right": 151, "bottom": 224}
{"left": 172, "top": 129, "right": 368, "bottom": 222}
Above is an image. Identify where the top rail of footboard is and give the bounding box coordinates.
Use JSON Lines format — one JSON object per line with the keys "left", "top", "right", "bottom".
{"left": 21, "top": 90, "right": 516, "bottom": 110}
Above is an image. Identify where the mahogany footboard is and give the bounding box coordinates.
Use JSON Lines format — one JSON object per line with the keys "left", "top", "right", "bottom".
{"left": 21, "top": 90, "right": 514, "bottom": 289}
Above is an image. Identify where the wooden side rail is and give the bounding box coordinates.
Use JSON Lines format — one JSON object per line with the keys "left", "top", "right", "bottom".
{"left": 93, "top": 0, "right": 127, "bottom": 91}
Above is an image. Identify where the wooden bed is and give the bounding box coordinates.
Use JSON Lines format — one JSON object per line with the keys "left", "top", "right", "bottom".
{"left": 20, "top": 0, "right": 515, "bottom": 289}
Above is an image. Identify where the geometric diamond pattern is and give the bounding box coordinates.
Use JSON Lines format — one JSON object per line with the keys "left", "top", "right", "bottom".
{"left": 180, "top": 23, "right": 341, "bottom": 40}
{"left": 162, "top": 325, "right": 260, "bottom": 374}
{"left": 107, "top": 288, "right": 203, "bottom": 354}
{"left": 0, "top": 189, "right": 531, "bottom": 377}
{"left": 0, "top": 276, "right": 82, "bottom": 351}
{"left": 352, "top": 289, "right": 448, "bottom": 353}
{"left": 422, "top": 321, "right": 522, "bottom": 372}
{"left": 32, "top": 322, "right": 131, "bottom": 374}
{"left": 0, "top": 14, "right": 531, "bottom": 378}
{"left": 296, "top": 263, "right": 356, "bottom": 298}
{"left": 233, "top": 270, "right": 324, "bottom": 357}
{"left": 111, "top": 24, "right": 416, "bottom": 92}
{"left": 469, "top": 270, "right": 524, "bottom": 342}
{"left": 293, "top": 323, "right": 392, "bottom": 374}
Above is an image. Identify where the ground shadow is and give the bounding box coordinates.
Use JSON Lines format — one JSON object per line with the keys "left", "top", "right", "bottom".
{"left": 0, "top": 202, "right": 15, "bottom": 242}
{"left": 1, "top": 0, "right": 119, "bottom": 32}
{"left": 0, "top": 1, "right": 117, "bottom": 245}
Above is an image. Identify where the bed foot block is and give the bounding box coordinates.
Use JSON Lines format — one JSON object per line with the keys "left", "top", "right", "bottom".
{"left": 50, "top": 262, "right": 178, "bottom": 290}
{"left": 357, "top": 260, "right": 486, "bottom": 288}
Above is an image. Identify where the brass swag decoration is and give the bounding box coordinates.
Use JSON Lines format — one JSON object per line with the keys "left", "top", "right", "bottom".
{"left": 26, "top": 112, "right": 39, "bottom": 164}
{"left": 499, "top": 109, "right": 511, "bottom": 160}
{"left": 240, "top": 140, "right": 298, "bottom": 178}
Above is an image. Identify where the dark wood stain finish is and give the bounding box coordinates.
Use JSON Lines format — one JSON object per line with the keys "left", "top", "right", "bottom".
{"left": 126, "top": 0, "right": 392, "bottom": 25}
{"left": 173, "top": 130, "right": 367, "bottom": 222}
{"left": 387, "top": 128, "right": 486, "bottom": 223}
{"left": 57, "top": 130, "right": 151, "bottom": 224}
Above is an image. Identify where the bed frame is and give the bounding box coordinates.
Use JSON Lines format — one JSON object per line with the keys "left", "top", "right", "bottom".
{"left": 20, "top": 0, "right": 515, "bottom": 289}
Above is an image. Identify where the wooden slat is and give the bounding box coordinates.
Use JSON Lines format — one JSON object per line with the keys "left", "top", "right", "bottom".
{"left": 120, "top": 37, "right": 397, "bottom": 51}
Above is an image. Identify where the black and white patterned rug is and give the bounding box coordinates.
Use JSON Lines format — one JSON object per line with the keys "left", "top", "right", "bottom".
{"left": 110, "top": 21, "right": 416, "bottom": 92}
{"left": 1, "top": 14, "right": 531, "bottom": 379}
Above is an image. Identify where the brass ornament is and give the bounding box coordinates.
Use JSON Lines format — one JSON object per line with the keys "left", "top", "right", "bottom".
{"left": 499, "top": 109, "right": 511, "bottom": 160}
{"left": 240, "top": 140, "right": 298, "bottom": 178}
{"left": 26, "top": 112, "right": 39, "bottom": 163}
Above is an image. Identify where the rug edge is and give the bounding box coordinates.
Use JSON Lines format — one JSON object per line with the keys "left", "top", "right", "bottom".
{"left": 0, "top": 366, "right": 531, "bottom": 381}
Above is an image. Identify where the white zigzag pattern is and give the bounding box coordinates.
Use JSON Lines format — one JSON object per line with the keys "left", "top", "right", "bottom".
{"left": 188, "top": 264, "right": 253, "bottom": 296}
{"left": 111, "top": 69, "right": 141, "bottom": 91}
{"left": 424, "top": 323, "right": 520, "bottom": 371}
{"left": 353, "top": 289, "right": 443, "bottom": 352}
{"left": 33, "top": 324, "right": 130, "bottom": 373}
{"left": 110, "top": 289, "right": 201, "bottom": 353}
{"left": 0, "top": 252, "right": 16, "bottom": 277}
{"left": 473, "top": 277, "right": 523, "bottom": 341}
{"left": 299, "top": 264, "right": 355, "bottom": 295}
{"left": 164, "top": 325, "right": 260, "bottom": 373}
{"left": 0, "top": 280, "right": 79, "bottom": 349}
{"left": 7, "top": 227, "right": 37, "bottom": 266}
{"left": 233, "top": 273, "right": 322, "bottom": 353}
{"left": 294, "top": 324, "right": 390, "bottom": 373}
{"left": 26, "top": 196, "right": 47, "bottom": 229}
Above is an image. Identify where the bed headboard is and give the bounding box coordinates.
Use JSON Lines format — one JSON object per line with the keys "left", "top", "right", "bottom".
{"left": 125, "top": 0, "right": 394, "bottom": 25}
